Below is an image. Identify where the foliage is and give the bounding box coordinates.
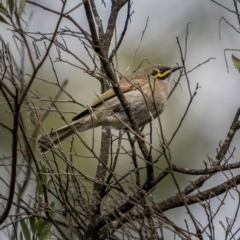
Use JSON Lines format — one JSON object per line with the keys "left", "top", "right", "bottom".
{"left": 232, "top": 54, "right": 240, "bottom": 73}
{"left": 19, "top": 167, "right": 54, "bottom": 240}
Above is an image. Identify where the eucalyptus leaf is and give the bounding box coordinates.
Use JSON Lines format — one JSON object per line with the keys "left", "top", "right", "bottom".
{"left": 0, "top": 15, "right": 9, "bottom": 25}
{"left": 0, "top": 3, "right": 8, "bottom": 15}
{"left": 29, "top": 216, "right": 36, "bottom": 234}
{"left": 50, "top": 201, "right": 55, "bottom": 218}
{"left": 18, "top": 0, "right": 26, "bottom": 17}
{"left": 38, "top": 219, "right": 52, "bottom": 240}
{"left": 36, "top": 176, "right": 44, "bottom": 195}
{"left": 20, "top": 219, "right": 31, "bottom": 240}
{"left": 50, "top": 201, "right": 55, "bottom": 208}
{"left": 20, "top": 231, "right": 24, "bottom": 240}
{"left": 8, "top": 0, "right": 14, "bottom": 15}
{"left": 47, "top": 177, "right": 52, "bottom": 188}
{"left": 232, "top": 54, "right": 240, "bottom": 73}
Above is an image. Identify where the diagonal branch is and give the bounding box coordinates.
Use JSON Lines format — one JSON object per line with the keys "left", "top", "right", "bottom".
{"left": 157, "top": 174, "right": 240, "bottom": 212}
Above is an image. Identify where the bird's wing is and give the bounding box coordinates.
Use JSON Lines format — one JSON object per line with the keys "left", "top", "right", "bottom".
{"left": 72, "top": 82, "right": 146, "bottom": 121}
{"left": 89, "top": 84, "right": 133, "bottom": 108}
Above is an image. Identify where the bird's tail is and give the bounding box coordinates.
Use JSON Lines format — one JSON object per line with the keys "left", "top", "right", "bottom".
{"left": 37, "top": 116, "right": 100, "bottom": 153}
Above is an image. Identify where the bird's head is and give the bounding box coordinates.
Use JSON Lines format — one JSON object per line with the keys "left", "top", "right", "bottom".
{"left": 150, "top": 65, "right": 182, "bottom": 81}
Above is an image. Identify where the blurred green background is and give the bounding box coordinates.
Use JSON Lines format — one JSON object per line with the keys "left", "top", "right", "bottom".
{"left": 0, "top": 0, "right": 240, "bottom": 239}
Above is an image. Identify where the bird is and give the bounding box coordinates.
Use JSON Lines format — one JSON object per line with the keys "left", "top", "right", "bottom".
{"left": 37, "top": 64, "right": 182, "bottom": 153}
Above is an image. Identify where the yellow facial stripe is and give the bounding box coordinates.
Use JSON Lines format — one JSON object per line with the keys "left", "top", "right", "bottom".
{"left": 155, "top": 69, "right": 171, "bottom": 79}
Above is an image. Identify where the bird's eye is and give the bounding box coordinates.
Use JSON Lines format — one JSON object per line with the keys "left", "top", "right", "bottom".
{"left": 151, "top": 69, "right": 159, "bottom": 76}
{"left": 154, "top": 69, "right": 168, "bottom": 79}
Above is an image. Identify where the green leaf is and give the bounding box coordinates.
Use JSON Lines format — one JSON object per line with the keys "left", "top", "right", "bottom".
{"left": 36, "top": 176, "right": 44, "bottom": 196}
{"left": 50, "top": 201, "right": 55, "bottom": 209}
{"left": 47, "top": 177, "right": 52, "bottom": 188}
{"left": 39, "top": 221, "right": 52, "bottom": 240}
{"left": 20, "top": 231, "right": 24, "bottom": 240}
{"left": 36, "top": 167, "right": 48, "bottom": 195}
{"left": 232, "top": 54, "right": 240, "bottom": 73}
{"left": 0, "top": 3, "right": 8, "bottom": 15}
{"left": 20, "top": 219, "right": 31, "bottom": 240}
{"left": 50, "top": 201, "right": 55, "bottom": 218}
{"left": 18, "top": 0, "right": 26, "bottom": 17}
{"left": 29, "top": 216, "right": 36, "bottom": 235}
{"left": 8, "top": 0, "right": 14, "bottom": 15}
{"left": 0, "top": 15, "right": 9, "bottom": 25}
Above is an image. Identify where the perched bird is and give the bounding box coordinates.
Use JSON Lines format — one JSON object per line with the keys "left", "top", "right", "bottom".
{"left": 37, "top": 64, "right": 182, "bottom": 153}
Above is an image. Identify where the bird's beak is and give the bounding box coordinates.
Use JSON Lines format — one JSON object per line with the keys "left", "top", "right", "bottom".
{"left": 171, "top": 66, "right": 182, "bottom": 73}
